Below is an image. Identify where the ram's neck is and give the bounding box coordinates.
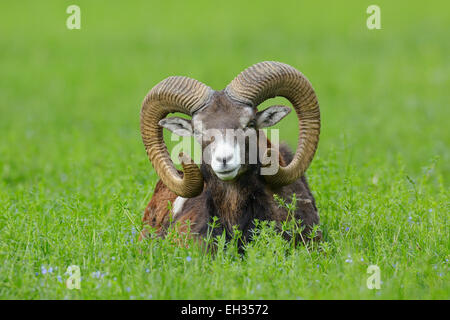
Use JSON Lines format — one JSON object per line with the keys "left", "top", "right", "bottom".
{"left": 201, "top": 164, "right": 270, "bottom": 234}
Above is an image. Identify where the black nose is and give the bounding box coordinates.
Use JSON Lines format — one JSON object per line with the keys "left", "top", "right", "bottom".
{"left": 217, "top": 154, "right": 233, "bottom": 165}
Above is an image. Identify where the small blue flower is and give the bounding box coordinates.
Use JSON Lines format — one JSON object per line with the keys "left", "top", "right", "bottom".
{"left": 41, "top": 266, "right": 47, "bottom": 275}
{"left": 345, "top": 227, "right": 349, "bottom": 232}
{"left": 57, "top": 275, "right": 62, "bottom": 283}
{"left": 186, "top": 256, "right": 192, "bottom": 262}
{"left": 35, "top": 272, "right": 39, "bottom": 276}
{"left": 126, "top": 287, "right": 131, "bottom": 292}
{"left": 146, "top": 268, "right": 150, "bottom": 273}
{"left": 48, "top": 267, "right": 53, "bottom": 273}
{"left": 360, "top": 258, "right": 364, "bottom": 262}
{"left": 101, "top": 259, "right": 105, "bottom": 264}
{"left": 111, "top": 256, "right": 116, "bottom": 261}
{"left": 92, "top": 271, "right": 102, "bottom": 279}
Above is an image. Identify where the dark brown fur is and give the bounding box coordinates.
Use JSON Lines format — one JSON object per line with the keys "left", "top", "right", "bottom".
{"left": 140, "top": 144, "right": 320, "bottom": 246}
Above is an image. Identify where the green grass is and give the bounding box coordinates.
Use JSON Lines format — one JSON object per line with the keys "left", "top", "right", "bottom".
{"left": 0, "top": 0, "right": 448, "bottom": 299}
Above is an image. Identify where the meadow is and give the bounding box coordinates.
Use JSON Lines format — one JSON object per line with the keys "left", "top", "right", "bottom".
{"left": 0, "top": 0, "right": 448, "bottom": 299}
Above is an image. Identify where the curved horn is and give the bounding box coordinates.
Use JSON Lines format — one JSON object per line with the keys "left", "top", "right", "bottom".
{"left": 140, "top": 76, "right": 213, "bottom": 197}
{"left": 225, "top": 61, "right": 320, "bottom": 187}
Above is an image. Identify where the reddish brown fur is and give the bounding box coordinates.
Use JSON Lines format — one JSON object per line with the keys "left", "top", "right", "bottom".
{"left": 140, "top": 180, "right": 177, "bottom": 239}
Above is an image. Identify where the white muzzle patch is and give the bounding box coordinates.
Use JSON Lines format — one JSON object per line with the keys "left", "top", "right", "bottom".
{"left": 211, "top": 139, "right": 241, "bottom": 180}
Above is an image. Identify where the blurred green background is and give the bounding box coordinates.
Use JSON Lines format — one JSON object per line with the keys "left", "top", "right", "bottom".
{"left": 0, "top": 0, "right": 448, "bottom": 299}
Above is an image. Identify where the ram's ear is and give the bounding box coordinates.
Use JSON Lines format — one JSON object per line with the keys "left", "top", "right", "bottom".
{"left": 159, "top": 117, "right": 193, "bottom": 136}
{"left": 256, "top": 105, "right": 291, "bottom": 128}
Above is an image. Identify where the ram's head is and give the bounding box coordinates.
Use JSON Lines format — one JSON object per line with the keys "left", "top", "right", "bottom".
{"left": 140, "top": 61, "right": 320, "bottom": 197}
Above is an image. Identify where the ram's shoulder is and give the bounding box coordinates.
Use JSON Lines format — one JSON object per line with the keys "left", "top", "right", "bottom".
{"left": 140, "top": 179, "right": 178, "bottom": 238}
{"left": 279, "top": 142, "right": 294, "bottom": 164}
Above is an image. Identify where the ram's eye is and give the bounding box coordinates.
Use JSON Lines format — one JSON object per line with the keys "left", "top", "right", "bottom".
{"left": 246, "top": 120, "right": 256, "bottom": 129}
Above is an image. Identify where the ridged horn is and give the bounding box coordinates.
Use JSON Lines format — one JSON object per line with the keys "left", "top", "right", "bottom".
{"left": 140, "top": 76, "right": 213, "bottom": 197}
{"left": 225, "top": 61, "right": 320, "bottom": 187}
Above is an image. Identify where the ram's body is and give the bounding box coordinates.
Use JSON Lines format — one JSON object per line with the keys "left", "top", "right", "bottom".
{"left": 141, "top": 143, "right": 320, "bottom": 243}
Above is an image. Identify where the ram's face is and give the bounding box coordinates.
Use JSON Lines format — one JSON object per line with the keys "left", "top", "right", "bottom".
{"left": 192, "top": 93, "right": 256, "bottom": 180}
{"left": 159, "top": 92, "right": 291, "bottom": 181}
